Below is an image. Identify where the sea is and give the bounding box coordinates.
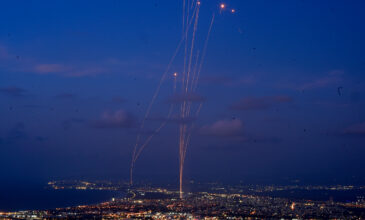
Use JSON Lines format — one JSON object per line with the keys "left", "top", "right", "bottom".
{"left": 0, "top": 183, "right": 124, "bottom": 212}
{"left": 1, "top": 182, "right": 364, "bottom": 211}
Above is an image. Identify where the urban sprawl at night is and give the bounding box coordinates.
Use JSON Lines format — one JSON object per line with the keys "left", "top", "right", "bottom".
{"left": 1, "top": 180, "right": 364, "bottom": 219}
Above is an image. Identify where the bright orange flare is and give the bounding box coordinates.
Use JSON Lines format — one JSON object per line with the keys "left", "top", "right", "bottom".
{"left": 290, "top": 202, "right": 296, "bottom": 210}
{"left": 173, "top": 72, "right": 178, "bottom": 77}
{"left": 220, "top": 3, "right": 225, "bottom": 9}
{"left": 197, "top": 1, "right": 201, "bottom": 5}
{"left": 231, "top": 9, "right": 235, "bottom": 13}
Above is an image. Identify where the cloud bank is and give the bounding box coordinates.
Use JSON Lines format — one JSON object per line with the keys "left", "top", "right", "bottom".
{"left": 231, "top": 96, "right": 292, "bottom": 111}
{"left": 92, "top": 110, "right": 135, "bottom": 129}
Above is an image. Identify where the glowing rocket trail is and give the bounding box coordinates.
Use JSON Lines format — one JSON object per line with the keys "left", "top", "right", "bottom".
{"left": 193, "top": 13, "right": 215, "bottom": 92}
{"left": 130, "top": 41, "right": 181, "bottom": 186}
{"left": 179, "top": 0, "right": 217, "bottom": 199}
{"left": 177, "top": 0, "right": 232, "bottom": 199}
{"left": 130, "top": 1, "right": 233, "bottom": 200}
{"left": 130, "top": 2, "right": 199, "bottom": 186}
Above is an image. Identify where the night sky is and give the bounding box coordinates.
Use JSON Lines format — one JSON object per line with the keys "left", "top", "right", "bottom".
{"left": 1, "top": 0, "right": 365, "bottom": 186}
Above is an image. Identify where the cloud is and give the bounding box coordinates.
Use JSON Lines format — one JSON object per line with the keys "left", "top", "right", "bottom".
{"left": 1, "top": 44, "right": 109, "bottom": 77}
{"left": 35, "top": 136, "right": 48, "bottom": 142}
{"left": 166, "top": 92, "right": 205, "bottom": 104}
{"left": 54, "top": 93, "right": 77, "bottom": 100}
{"left": 0, "top": 44, "right": 166, "bottom": 78}
{"left": 200, "top": 119, "right": 244, "bottom": 137}
{"left": 167, "top": 116, "right": 196, "bottom": 124}
{"left": 200, "top": 76, "right": 234, "bottom": 84}
{"left": 201, "top": 136, "right": 282, "bottom": 150}
{"left": 343, "top": 122, "right": 365, "bottom": 136}
{"left": 3, "top": 122, "right": 28, "bottom": 143}
{"left": 1, "top": 122, "right": 50, "bottom": 145}
{"left": 246, "top": 136, "right": 282, "bottom": 144}
{"left": 112, "top": 96, "right": 126, "bottom": 104}
{"left": 8, "top": 122, "right": 27, "bottom": 139}
{"left": 200, "top": 75, "right": 255, "bottom": 86}
{"left": 34, "top": 64, "right": 66, "bottom": 74}
{"left": 298, "top": 70, "right": 344, "bottom": 90}
{"left": 62, "top": 118, "right": 85, "bottom": 130}
{"left": 230, "top": 95, "right": 292, "bottom": 111}
{"left": 0, "top": 45, "right": 11, "bottom": 60}
{"left": 92, "top": 110, "right": 135, "bottom": 129}
{"left": 33, "top": 63, "right": 107, "bottom": 77}
{"left": 0, "top": 87, "right": 26, "bottom": 97}
{"left": 148, "top": 115, "right": 196, "bottom": 124}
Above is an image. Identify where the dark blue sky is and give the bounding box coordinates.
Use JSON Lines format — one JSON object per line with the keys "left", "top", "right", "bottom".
{"left": 1, "top": 0, "right": 365, "bottom": 185}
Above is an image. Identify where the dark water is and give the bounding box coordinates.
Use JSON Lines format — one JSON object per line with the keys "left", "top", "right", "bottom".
{"left": 0, "top": 184, "right": 124, "bottom": 212}
{"left": 1, "top": 183, "right": 364, "bottom": 211}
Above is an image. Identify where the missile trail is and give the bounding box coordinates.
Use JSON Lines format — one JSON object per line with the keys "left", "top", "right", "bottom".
{"left": 130, "top": 1, "right": 227, "bottom": 200}
{"left": 130, "top": 2, "right": 199, "bottom": 186}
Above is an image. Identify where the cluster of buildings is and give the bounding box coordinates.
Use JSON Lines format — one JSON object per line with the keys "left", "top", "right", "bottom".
{"left": 47, "top": 180, "right": 129, "bottom": 191}
{"left": 1, "top": 185, "right": 364, "bottom": 219}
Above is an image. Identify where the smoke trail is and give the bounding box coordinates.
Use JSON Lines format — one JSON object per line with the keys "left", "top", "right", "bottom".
{"left": 133, "top": 77, "right": 177, "bottom": 162}
{"left": 179, "top": 11, "right": 215, "bottom": 199}
{"left": 185, "top": 5, "right": 200, "bottom": 95}
{"left": 130, "top": 39, "right": 181, "bottom": 185}
{"left": 193, "top": 13, "right": 215, "bottom": 92}
{"left": 130, "top": 2, "right": 199, "bottom": 186}
{"left": 130, "top": 1, "right": 220, "bottom": 200}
